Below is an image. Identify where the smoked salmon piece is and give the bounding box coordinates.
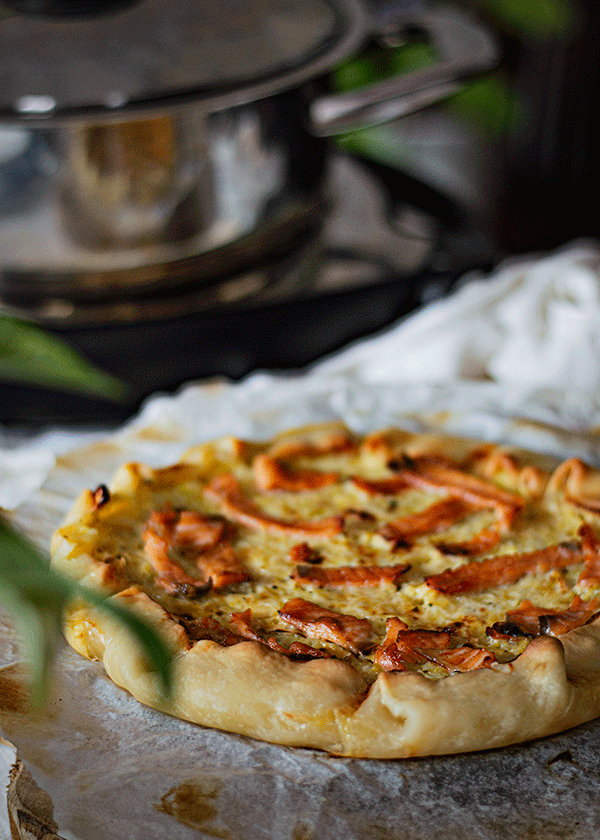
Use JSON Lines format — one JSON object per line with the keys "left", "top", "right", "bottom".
{"left": 289, "top": 542, "right": 324, "bottom": 566}
{"left": 373, "top": 616, "right": 494, "bottom": 672}
{"left": 435, "top": 527, "right": 502, "bottom": 557}
{"left": 278, "top": 598, "right": 375, "bottom": 653}
{"left": 352, "top": 475, "right": 416, "bottom": 496}
{"left": 292, "top": 563, "right": 410, "bottom": 588}
{"left": 379, "top": 497, "right": 475, "bottom": 545}
{"left": 268, "top": 430, "right": 356, "bottom": 460}
{"left": 143, "top": 514, "right": 208, "bottom": 595}
{"left": 426, "top": 541, "right": 584, "bottom": 595}
{"left": 373, "top": 617, "right": 452, "bottom": 671}
{"left": 577, "top": 523, "right": 600, "bottom": 588}
{"left": 408, "top": 462, "right": 523, "bottom": 511}
{"left": 143, "top": 507, "right": 250, "bottom": 593}
{"left": 536, "top": 595, "right": 600, "bottom": 636}
{"left": 172, "top": 511, "right": 227, "bottom": 549}
{"left": 428, "top": 646, "right": 496, "bottom": 672}
{"left": 178, "top": 615, "right": 241, "bottom": 646}
{"left": 354, "top": 461, "right": 523, "bottom": 534}
{"left": 487, "top": 595, "right": 600, "bottom": 638}
{"left": 253, "top": 454, "right": 339, "bottom": 492}
{"left": 205, "top": 474, "right": 343, "bottom": 538}
{"left": 229, "top": 609, "right": 330, "bottom": 659}
{"left": 194, "top": 544, "right": 250, "bottom": 589}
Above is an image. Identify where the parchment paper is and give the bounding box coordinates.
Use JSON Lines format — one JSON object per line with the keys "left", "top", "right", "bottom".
{"left": 3, "top": 377, "right": 600, "bottom": 840}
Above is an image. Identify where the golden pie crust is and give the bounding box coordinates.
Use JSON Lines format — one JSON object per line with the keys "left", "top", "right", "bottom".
{"left": 50, "top": 423, "right": 600, "bottom": 758}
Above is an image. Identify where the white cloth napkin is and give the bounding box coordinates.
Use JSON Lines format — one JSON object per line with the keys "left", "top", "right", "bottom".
{"left": 313, "top": 240, "right": 600, "bottom": 391}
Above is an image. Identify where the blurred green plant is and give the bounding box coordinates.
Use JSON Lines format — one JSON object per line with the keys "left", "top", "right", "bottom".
{"left": 0, "top": 516, "right": 172, "bottom": 703}
{"left": 0, "top": 317, "right": 165, "bottom": 701}
{"left": 0, "top": 315, "right": 132, "bottom": 403}
{"left": 333, "top": 0, "right": 576, "bottom": 155}
{"left": 476, "top": 0, "right": 574, "bottom": 37}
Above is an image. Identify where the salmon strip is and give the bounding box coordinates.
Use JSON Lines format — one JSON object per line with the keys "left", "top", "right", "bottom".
{"left": 427, "top": 646, "right": 496, "bottom": 672}
{"left": 253, "top": 453, "right": 339, "bottom": 492}
{"left": 537, "top": 595, "right": 600, "bottom": 636}
{"left": 229, "top": 610, "right": 330, "bottom": 660}
{"left": 172, "top": 510, "right": 249, "bottom": 588}
{"left": 476, "top": 449, "right": 547, "bottom": 497}
{"left": 195, "top": 544, "right": 250, "bottom": 589}
{"left": 143, "top": 507, "right": 249, "bottom": 593}
{"left": 486, "top": 599, "right": 550, "bottom": 638}
{"left": 354, "top": 464, "right": 521, "bottom": 508}
{"left": 268, "top": 430, "right": 355, "bottom": 460}
{"left": 488, "top": 595, "right": 600, "bottom": 639}
{"left": 548, "top": 458, "right": 600, "bottom": 513}
{"left": 577, "top": 523, "right": 600, "bottom": 588}
{"left": 425, "top": 540, "right": 584, "bottom": 595}
{"left": 178, "top": 612, "right": 329, "bottom": 658}
{"left": 292, "top": 563, "right": 410, "bottom": 588}
{"left": 178, "top": 615, "right": 242, "bottom": 646}
{"left": 353, "top": 464, "right": 522, "bottom": 533}
{"left": 417, "top": 463, "right": 524, "bottom": 507}
{"left": 230, "top": 609, "right": 276, "bottom": 643}
{"left": 547, "top": 457, "right": 587, "bottom": 495}
{"left": 205, "top": 474, "right": 343, "bottom": 538}
{"left": 415, "top": 464, "right": 523, "bottom": 532}
{"left": 352, "top": 475, "right": 416, "bottom": 496}
{"left": 380, "top": 615, "right": 410, "bottom": 644}
{"left": 374, "top": 646, "right": 416, "bottom": 671}
{"left": 278, "top": 598, "right": 375, "bottom": 653}
{"left": 143, "top": 513, "right": 212, "bottom": 595}
{"left": 435, "top": 526, "right": 502, "bottom": 557}
{"left": 172, "top": 511, "right": 227, "bottom": 549}
{"left": 373, "top": 618, "right": 453, "bottom": 671}
{"left": 372, "top": 617, "right": 494, "bottom": 674}
{"left": 379, "top": 497, "right": 475, "bottom": 545}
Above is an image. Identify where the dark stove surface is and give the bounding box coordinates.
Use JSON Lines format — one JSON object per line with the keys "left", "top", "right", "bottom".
{"left": 0, "top": 153, "right": 497, "bottom": 425}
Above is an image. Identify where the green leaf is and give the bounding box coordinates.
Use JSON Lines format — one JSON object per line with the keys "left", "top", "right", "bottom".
{"left": 476, "top": 0, "right": 574, "bottom": 37}
{"left": 333, "top": 43, "right": 437, "bottom": 94}
{"left": 0, "top": 315, "right": 133, "bottom": 403}
{"left": 444, "top": 75, "right": 518, "bottom": 138}
{"left": 0, "top": 517, "right": 172, "bottom": 701}
{"left": 0, "top": 575, "right": 54, "bottom": 705}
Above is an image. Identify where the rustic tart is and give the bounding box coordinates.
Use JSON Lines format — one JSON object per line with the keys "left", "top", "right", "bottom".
{"left": 50, "top": 423, "right": 600, "bottom": 758}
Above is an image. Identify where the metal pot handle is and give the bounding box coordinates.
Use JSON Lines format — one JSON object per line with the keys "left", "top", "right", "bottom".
{"left": 309, "top": 5, "right": 500, "bottom": 137}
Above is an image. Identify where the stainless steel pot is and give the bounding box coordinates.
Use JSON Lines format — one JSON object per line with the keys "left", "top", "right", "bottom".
{"left": 0, "top": 0, "right": 498, "bottom": 305}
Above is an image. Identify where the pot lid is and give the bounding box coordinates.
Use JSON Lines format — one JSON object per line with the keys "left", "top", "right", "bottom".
{"left": 0, "top": 0, "right": 366, "bottom": 123}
